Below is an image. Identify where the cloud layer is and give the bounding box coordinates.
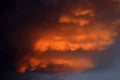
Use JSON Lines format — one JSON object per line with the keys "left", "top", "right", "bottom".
{"left": 2, "top": 0, "right": 119, "bottom": 73}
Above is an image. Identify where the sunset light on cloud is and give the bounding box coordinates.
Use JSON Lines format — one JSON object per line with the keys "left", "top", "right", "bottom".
{"left": 1, "top": 0, "right": 120, "bottom": 80}
{"left": 15, "top": 0, "right": 119, "bottom": 73}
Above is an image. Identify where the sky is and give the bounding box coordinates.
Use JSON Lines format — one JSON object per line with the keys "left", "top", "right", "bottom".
{"left": 1, "top": 0, "right": 120, "bottom": 80}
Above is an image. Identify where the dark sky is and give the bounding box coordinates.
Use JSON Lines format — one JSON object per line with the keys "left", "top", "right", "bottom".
{"left": 1, "top": 0, "right": 120, "bottom": 80}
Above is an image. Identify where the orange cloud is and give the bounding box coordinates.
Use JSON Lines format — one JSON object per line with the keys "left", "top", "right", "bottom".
{"left": 15, "top": 1, "right": 119, "bottom": 73}
{"left": 59, "top": 16, "right": 90, "bottom": 26}
{"left": 59, "top": 16, "right": 72, "bottom": 24}
{"left": 72, "top": 8, "right": 94, "bottom": 16}
{"left": 34, "top": 24, "right": 117, "bottom": 52}
{"left": 16, "top": 56, "right": 94, "bottom": 73}
{"left": 59, "top": 8, "right": 94, "bottom": 26}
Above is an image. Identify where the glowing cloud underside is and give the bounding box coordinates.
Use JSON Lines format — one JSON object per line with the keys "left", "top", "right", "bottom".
{"left": 16, "top": 0, "right": 119, "bottom": 73}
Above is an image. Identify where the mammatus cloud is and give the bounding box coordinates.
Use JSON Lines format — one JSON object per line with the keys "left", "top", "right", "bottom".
{"left": 15, "top": 0, "right": 119, "bottom": 73}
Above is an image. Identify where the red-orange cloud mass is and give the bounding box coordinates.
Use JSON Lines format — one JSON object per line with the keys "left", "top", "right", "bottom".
{"left": 16, "top": 0, "right": 119, "bottom": 73}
